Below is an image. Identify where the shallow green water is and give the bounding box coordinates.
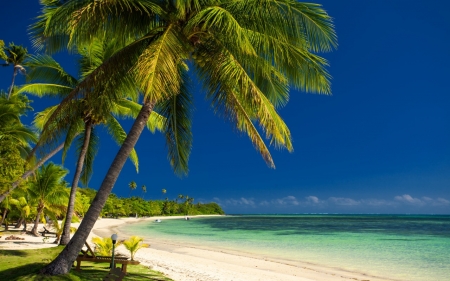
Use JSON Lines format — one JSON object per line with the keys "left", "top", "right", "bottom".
{"left": 121, "top": 215, "right": 450, "bottom": 281}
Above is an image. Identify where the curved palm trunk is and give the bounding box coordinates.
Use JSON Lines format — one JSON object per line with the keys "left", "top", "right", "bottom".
{"left": 15, "top": 217, "right": 23, "bottom": 228}
{"left": 60, "top": 122, "right": 92, "bottom": 245}
{"left": 31, "top": 202, "right": 44, "bottom": 236}
{"left": 41, "top": 101, "right": 154, "bottom": 275}
{"left": 7, "top": 66, "right": 18, "bottom": 99}
{"left": 0, "top": 143, "right": 65, "bottom": 203}
{"left": 0, "top": 209, "right": 8, "bottom": 227}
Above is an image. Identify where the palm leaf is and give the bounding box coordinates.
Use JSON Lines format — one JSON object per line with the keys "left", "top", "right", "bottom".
{"left": 104, "top": 115, "right": 139, "bottom": 173}
{"left": 156, "top": 66, "right": 193, "bottom": 175}
{"left": 78, "top": 128, "right": 99, "bottom": 186}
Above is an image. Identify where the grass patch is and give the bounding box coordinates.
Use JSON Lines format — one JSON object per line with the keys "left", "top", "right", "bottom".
{"left": 0, "top": 246, "right": 173, "bottom": 281}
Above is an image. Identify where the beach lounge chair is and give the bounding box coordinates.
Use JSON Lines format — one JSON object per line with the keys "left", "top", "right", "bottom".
{"left": 103, "top": 267, "right": 125, "bottom": 281}
{"left": 75, "top": 242, "right": 140, "bottom": 273}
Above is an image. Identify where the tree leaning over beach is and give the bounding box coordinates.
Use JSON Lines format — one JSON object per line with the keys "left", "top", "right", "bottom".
{"left": 18, "top": 37, "right": 165, "bottom": 245}
{"left": 34, "top": 0, "right": 336, "bottom": 275}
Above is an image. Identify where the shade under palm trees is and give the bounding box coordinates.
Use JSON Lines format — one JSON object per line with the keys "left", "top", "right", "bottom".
{"left": 34, "top": 0, "right": 336, "bottom": 275}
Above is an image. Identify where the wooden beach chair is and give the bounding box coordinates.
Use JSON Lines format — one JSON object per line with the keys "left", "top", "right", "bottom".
{"left": 75, "top": 242, "right": 140, "bottom": 273}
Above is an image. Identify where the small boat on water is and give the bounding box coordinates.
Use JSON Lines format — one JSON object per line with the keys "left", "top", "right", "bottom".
{"left": 155, "top": 219, "right": 161, "bottom": 223}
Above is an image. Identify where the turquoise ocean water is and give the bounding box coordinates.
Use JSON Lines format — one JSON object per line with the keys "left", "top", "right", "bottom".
{"left": 120, "top": 215, "right": 450, "bottom": 281}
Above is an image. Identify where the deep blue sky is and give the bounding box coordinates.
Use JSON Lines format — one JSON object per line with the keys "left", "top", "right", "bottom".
{"left": 1, "top": 1, "right": 449, "bottom": 214}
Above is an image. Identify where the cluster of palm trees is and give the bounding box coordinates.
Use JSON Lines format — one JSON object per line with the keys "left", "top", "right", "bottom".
{"left": 1, "top": 0, "right": 336, "bottom": 276}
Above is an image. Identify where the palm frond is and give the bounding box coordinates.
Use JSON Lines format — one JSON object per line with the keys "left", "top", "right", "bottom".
{"left": 61, "top": 120, "right": 84, "bottom": 164}
{"left": 134, "top": 25, "right": 188, "bottom": 103}
{"left": 16, "top": 83, "right": 73, "bottom": 98}
{"left": 223, "top": 0, "right": 337, "bottom": 52}
{"left": 156, "top": 67, "right": 193, "bottom": 175}
{"left": 198, "top": 45, "right": 293, "bottom": 153}
{"left": 65, "top": 0, "right": 165, "bottom": 49}
{"left": 104, "top": 115, "right": 139, "bottom": 173}
{"left": 37, "top": 36, "right": 151, "bottom": 153}
{"left": 186, "top": 6, "right": 256, "bottom": 56}
{"left": 115, "top": 99, "right": 166, "bottom": 133}
{"left": 25, "top": 54, "right": 78, "bottom": 87}
{"left": 79, "top": 128, "right": 99, "bottom": 186}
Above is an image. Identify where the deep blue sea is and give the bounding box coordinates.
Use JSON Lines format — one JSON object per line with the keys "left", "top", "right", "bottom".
{"left": 120, "top": 215, "right": 450, "bottom": 281}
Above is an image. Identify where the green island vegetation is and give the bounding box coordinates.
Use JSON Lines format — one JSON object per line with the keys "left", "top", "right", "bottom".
{"left": 1, "top": 0, "right": 336, "bottom": 278}
{"left": 87, "top": 187, "right": 225, "bottom": 218}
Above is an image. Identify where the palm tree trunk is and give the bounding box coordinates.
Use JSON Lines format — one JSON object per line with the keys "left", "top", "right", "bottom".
{"left": 0, "top": 209, "right": 7, "bottom": 227}
{"left": 41, "top": 101, "right": 154, "bottom": 275}
{"left": 15, "top": 217, "right": 23, "bottom": 228}
{"left": 7, "top": 66, "right": 17, "bottom": 99}
{"left": 31, "top": 204, "right": 44, "bottom": 236}
{"left": 60, "top": 122, "right": 92, "bottom": 245}
{"left": 0, "top": 143, "right": 64, "bottom": 203}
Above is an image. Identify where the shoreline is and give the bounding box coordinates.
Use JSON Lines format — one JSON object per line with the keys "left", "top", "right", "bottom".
{"left": 92, "top": 216, "right": 393, "bottom": 281}
{"left": 0, "top": 216, "right": 394, "bottom": 281}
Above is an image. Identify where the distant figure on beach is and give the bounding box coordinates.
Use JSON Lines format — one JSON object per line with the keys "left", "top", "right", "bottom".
{"left": 185, "top": 216, "right": 190, "bottom": 220}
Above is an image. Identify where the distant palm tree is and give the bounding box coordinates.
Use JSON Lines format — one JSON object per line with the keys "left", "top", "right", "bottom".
{"left": 128, "top": 181, "right": 137, "bottom": 197}
{"left": 141, "top": 185, "right": 147, "bottom": 199}
{"left": 1, "top": 43, "right": 28, "bottom": 99}
{"left": 27, "top": 163, "right": 69, "bottom": 236}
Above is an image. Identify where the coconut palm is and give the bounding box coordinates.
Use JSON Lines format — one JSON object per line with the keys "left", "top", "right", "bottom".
{"left": 17, "top": 38, "right": 165, "bottom": 245}
{"left": 35, "top": 0, "right": 336, "bottom": 275}
{"left": 141, "top": 185, "right": 147, "bottom": 199}
{"left": 128, "top": 181, "right": 137, "bottom": 197}
{"left": 1, "top": 43, "right": 28, "bottom": 99}
{"left": 9, "top": 196, "right": 31, "bottom": 231}
{"left": 27, "top": 162, "right": 69, "bottom": 236}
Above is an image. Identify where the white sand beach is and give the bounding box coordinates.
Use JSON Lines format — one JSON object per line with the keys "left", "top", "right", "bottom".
{"left": 0, "top": 217, "right": 389, "bottom": 281}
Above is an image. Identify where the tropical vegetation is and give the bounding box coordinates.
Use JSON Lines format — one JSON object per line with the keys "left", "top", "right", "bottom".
{"left": 0, "top": 0, "right": 336, "bottom": 277}
{"left": 0, "top": 247, "right": 174, "bottom": 281}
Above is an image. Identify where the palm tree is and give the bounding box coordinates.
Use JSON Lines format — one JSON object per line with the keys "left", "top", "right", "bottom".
{"left": 27, "top": 162, "right": 69, "bottom": 236}
{"left": 128, "top": 181, "right": 137, "bottom": 197}
{"left": 36, "top": 0, "right": 336, "bottom": 275}
{"left": 18, "top": 39, "right": 165, "bottom": 245}
{"left": 10, "top": 196, "right": 31, "bottom": 231}
{"left": 141, "top": 185, "right": 147, "bottom": 199}
{"left": 0, "top": 92, "right": 37, "bottom": 202}
{"left": 1, "top": 43, "right": 28, "bottom": 99}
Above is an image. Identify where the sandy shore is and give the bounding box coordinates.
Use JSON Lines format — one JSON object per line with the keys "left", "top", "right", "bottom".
{"left": 1, "top": 217, "right": 390, "bottom": 281}
{"left": 92, "top": 216, "right": 390, "bottom": 281}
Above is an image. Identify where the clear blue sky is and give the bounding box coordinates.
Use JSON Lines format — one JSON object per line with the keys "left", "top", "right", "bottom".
{"left": 1, "top": 1, "right": 449, "bottom": 214}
